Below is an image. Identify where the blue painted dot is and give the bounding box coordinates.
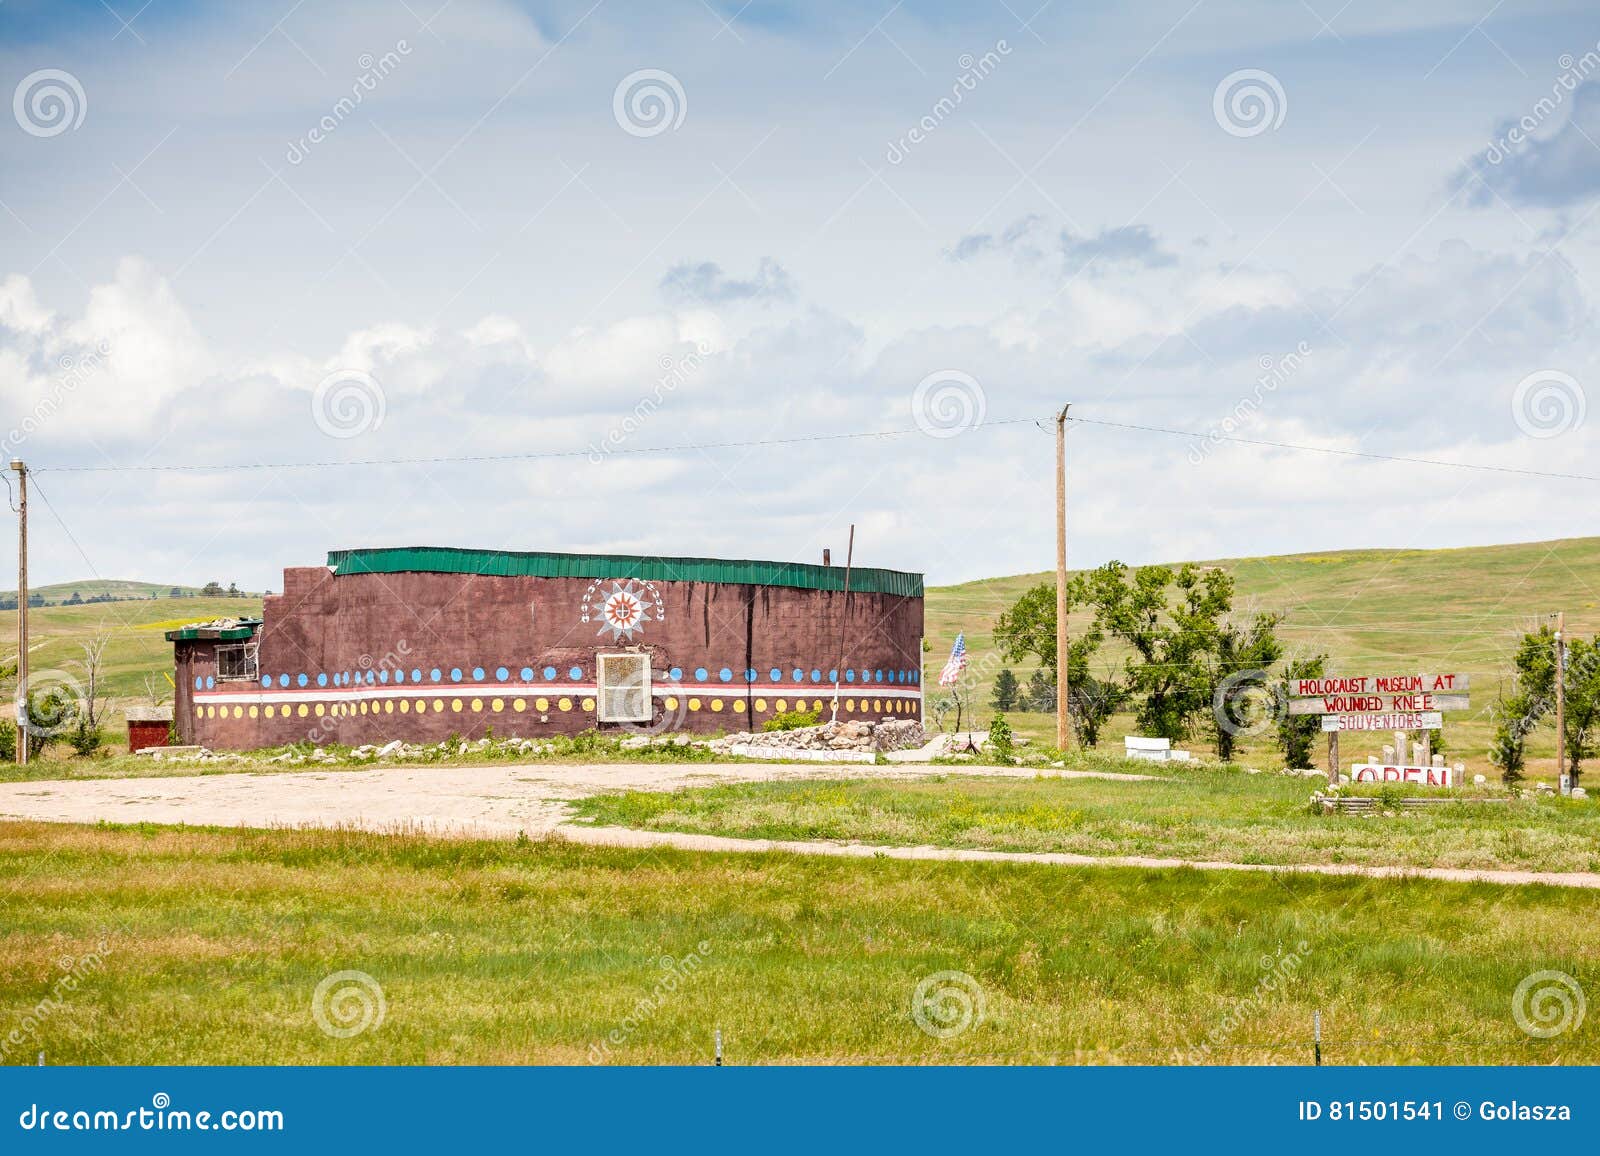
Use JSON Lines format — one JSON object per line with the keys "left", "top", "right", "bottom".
{"left": 746, "top": 668, "right": 758, "bottom": 682}
{"left": 874, "top": 670, "right": 884, "bottom": 683}
{"left": 846, "top": 669, "right": 855, "bottom": 683}
{"left": 297, "top": 673, "right": 308, "bottom": 688}
{"left": 669, "top": 667, "right": 683, "bottom": 681}
{"left": 430, "top": 668, "right": 442, "bottom": 682}
{"left": 793, "top": 668, "right": 804, "bottom": 682}
{"left": 366, "top": 671, "right": 376, "bottom": 685}
{"left": 810, "top": 669, "right": 822, "bottom": 683}
{"left": 719, "top": 667, "right": 732, "bottom": 682}
{"left": 543, "top": 666, "right": 556, "bottom": 681}
{"left": 411, "top": 668, "right": 422, "bottom": 683}
{"left": 279, "top": 674, "right": 290, "bottom": 688}
{"left": 317, "top": 672, "right": 328, "bottom": 687}
{"left": 520, "top": 667, "right": 534, "bottom": 682}
{"left": 569, "top": 666, "right": 583, "bottom": 681}
{"left": 912, "top": 670, "right": 920, "bottom": 684}
{"left": 828, "top": 670, "right": 838, "bottom": 683}
{"left": 194, "top": 676, "right": 204, "bottom": 690}
{"left": 694, "top": 668, "right": 708, "bottom": 682}
{"left": 259, "top": 675, "right": 271, "bottom": 688}
{"left": 492, "top": 666, "right": 506, "bottom": 682}
{"left": 205, "top": 675, "right": 215, "bottom": 689}
{"left": 770, "top": 668, "right": 782, "bottom": 682}
{"left": 450, "top": 668, "right": 463, "bottom": 682}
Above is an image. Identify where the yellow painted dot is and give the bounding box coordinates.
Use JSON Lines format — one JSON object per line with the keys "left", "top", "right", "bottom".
{"left": 492, "top": 698, "right": 504, "bottom": 712}
{"left": 812, "top": 699, "right": 822, "bottom": 713}
{"left": 711, "top": 698, "right": 724, "bottom": 712}
{"left": 360, "top": 701, "right": 369, "bottom": 715}
{"left": 513, "top": 698, "right": 525, "bottom": 711}
{"left": 688, "top": 698, "right": 701, "bottom": 712}
{"left": 536, "top": 697, "right": 549, "bottom": 711}
{"left": 845, "top": 699, "right": 855, "bottom": 713}
{"left": 264, "top": 705, "right": 275, "bottom": 719}
{"left": 733, "top": 699, "right": 746, "bottom": 712}
{"left": 248, "top": 705, "right": 258, "bottom": 719}
{"left": 400, "top": 699, "right": 411, "bottom": 713}
{"left": 471, "top": 698, "right": 484, "bottom": 713}
{"left": 754, "top": 698, "right": 766, "bottom": 712}
{"left": 297, "top": 704, "right": 309, "bottom": 718}
{"left": 559, "top": 697, "right": 572, "bottom": 712}
{"left": 664, "top": 696, "right": 678, "bottom": 710}
{"left": 314, "top": 703, "right": 326, "bottom": 717}
{"left": 384, "top": 700, "right": 394, "bottom": 714}
{"left": 582, "top": 697, "right": 595, "bottom": 712}
{"left": 776, "top": 698, "right": 787, "bottom": 712}
{"left": 873, "top": 700, "right": 882, "bottom": 713}
{"left": 451, "top": 698, "right": 464, "bottom": 712}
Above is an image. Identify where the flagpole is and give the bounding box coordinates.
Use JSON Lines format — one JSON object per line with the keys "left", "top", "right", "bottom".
{"left": 1055, "top": 404, "right": 1073, "bottom": 750}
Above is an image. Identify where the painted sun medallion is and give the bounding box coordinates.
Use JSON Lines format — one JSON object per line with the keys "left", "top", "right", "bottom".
{"left": 581, "top": 577, "right": 662, "bottom": 642}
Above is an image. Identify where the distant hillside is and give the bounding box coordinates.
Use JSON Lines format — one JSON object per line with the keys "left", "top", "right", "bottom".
{"left": 0, "top": 580, "right": 262, "bottom": 607}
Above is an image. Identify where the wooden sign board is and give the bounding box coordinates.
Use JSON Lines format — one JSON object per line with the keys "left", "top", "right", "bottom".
{"left": 1321, "top": 711, "right": 1443, "bottom": 733}
{"left": 1350, "top": 762, "right": 1456, "bottom": 788}
{"left": 1291, "top": 674, "right": 1469, "bottom": 698}
{"left": 1288, "top": 693, "right": 1470, "bottom": 716}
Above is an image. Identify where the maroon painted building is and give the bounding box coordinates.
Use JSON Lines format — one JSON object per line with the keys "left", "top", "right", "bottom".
{"left": 170, "top": 546, "right": 925, "bottom": 750}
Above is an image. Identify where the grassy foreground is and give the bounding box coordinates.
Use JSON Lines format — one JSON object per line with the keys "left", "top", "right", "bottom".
{"left": 572, "top": 767, "right": 1600, "bottom": 874}
{"left": 0, "top": 822, "right": 1595, "bottom": 1065}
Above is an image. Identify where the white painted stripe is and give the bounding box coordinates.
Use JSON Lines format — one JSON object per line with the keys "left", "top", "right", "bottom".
{"left": 193, "top": 684, "right": 924, "bottom": 706}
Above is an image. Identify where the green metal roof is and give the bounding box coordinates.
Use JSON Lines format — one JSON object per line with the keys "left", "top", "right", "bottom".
{"left": 164, "top": 619, "right": 262, "bottom": 642}
{"left": 327, "top": 546, "right": 923, "bottom": 598}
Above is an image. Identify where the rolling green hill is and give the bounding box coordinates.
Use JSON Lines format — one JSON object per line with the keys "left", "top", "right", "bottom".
{"left": 0, "top": 579, "right": 205, "bottom": 604}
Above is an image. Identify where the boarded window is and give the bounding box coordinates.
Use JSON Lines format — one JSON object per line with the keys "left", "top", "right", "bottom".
{"left": 216, "top": 642, "right": 259, "bottom": 682}
{"left": 597, "top": 654, "right": 651, "bottom": 723}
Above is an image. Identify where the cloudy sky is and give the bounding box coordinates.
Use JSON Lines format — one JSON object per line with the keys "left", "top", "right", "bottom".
{"left": 1, "top": 0, "right": 1597, "bottom": 590}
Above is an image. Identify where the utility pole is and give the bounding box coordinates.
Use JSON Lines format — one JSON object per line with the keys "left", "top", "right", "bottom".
{"left": 10, "top": 459, "right": 27, "bottom": 766}
{"left": 1556, "top": 610, "right": 1568, "bottom": 796}
{"left": 1055, "top": 406, "right": 1073, "bottom": 750}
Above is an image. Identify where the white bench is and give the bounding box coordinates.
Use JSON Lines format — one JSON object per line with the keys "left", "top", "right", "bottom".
{"left": 1123, "top": 736, "right": 1192, "bottom": 763}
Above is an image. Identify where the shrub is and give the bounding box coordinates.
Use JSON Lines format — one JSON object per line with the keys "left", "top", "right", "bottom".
{"left": 68, "top": 718, "right": 105, "bottom": 757}
{"left": 763, "top": 709, "right": 820, "bottom": 733}
{"left": 987, "top": 714, "right": 1015, "bottom": 764}
{"left": 0, "top": 719, "right": 14, "bottom": 761}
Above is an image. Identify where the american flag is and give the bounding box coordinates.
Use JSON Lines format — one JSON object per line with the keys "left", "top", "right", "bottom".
{"left": 938, "top": 633, "right": 968, "bottom": 686}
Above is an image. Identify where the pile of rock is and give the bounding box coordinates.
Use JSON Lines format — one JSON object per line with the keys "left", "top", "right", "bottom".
{"left": 705, "top": 718, "right": 925, "bottom": 756}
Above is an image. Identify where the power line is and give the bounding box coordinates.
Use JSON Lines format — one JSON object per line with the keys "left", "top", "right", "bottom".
{"left": 20, "top": 412, "right": 1597, "bottom": 482}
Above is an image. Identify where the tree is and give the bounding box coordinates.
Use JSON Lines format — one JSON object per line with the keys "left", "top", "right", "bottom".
{"left": 991, "top": 668, "right": 1019, "bottom": 711}
{"left": 1202, "top": 605, "right": 1285, "bottom": 761}
{"left": 1489, "top": 625, "right": 1600, "bottom": 786}
{"left": 1276, "top": 655, "right": 1326, "bottom": 770}
{"left": 227, "top": 582, "right": 242, "bottom": 598}
{"left": 68, "top": 634, "right": 112, "bottom": 755}
{"left": 994, "top": 576, "right": 1119, "bottom": 747}
{"left": 168, "top": 587, "right": 183, "bottom": 599}
{"left": 201, "top": 581, "right": 224, "bottom": 597}
{"left": 1086, "top": 562, "right": 1233, "bottom": 743}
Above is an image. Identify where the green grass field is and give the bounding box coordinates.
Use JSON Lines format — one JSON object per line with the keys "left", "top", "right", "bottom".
{"left": 572, "top": 766, "right": 1600, "bottom": 873}
{"left": 1, "top": 822, "right": 1594, "bottom": 1065}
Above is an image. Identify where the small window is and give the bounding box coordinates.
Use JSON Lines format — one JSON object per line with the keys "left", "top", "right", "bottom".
{"left": 216, "top": 642, "right": 259, "bottom": 682}
{"left": 597, "top": 653, "right": 651, "bottom": 722}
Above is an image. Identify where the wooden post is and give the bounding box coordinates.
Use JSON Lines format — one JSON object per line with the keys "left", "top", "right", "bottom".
{"left": 1327, "top": 730, "right": 1339, "bottom": 786}
{"left": 829, "top": 525, "right": 855, "bottom": 724}
{"left": 10, "top": 459, "right": 26, "bottom": 766}
{"left": 1556, "top": 611, "right": 1568, "bottom": 795}
{"left": 1055, "top": 405, "right": 1072, "bottom": 751}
